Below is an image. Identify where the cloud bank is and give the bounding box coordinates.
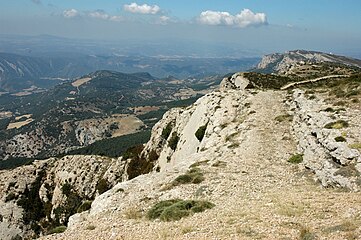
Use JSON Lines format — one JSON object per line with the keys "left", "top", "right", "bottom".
{"left": 199, "top": 9, "right": 267, "bottom": 28}
{"left": 88, "top": 10, "right": 123, "bottom": 22}
{"left": 123, "top": 3, "right": 160, "bottom": 15}
{"left": 63, "top": 9, "right": 79, "bottom": 18}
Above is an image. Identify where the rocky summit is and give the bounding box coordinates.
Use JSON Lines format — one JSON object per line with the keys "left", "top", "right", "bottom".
{"left": 1, "top": 51, "right": 361, "bottom": 240}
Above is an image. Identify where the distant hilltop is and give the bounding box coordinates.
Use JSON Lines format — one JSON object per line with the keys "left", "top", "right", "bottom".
{"left": 256, "top": 50, "right": 361, "bottom": 74}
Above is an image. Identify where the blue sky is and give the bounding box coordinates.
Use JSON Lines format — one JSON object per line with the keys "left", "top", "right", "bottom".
{"left": 1, "top": 0, "right": 361, "bottom": 55}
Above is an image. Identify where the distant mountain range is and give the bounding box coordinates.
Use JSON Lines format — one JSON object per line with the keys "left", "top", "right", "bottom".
{"left": 0, "top": 52, "right": 258, "bottom": 92}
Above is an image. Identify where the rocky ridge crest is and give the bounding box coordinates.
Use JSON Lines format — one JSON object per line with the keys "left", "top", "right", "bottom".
{"left": 257, "top": 50, "right": 361, "bottom": 74}
{"left": 1, "top": 68, "right": 361, "bottom": 239}
{"left": 40, "top": 72, "right": 361, "bottom": 239}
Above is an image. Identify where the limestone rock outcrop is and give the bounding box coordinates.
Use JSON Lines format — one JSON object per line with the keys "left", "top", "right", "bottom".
{"left": 291, "top": 90, "right": 361, "bottom": 190}
{"left": 0, "top": 155, "right": 126, "bottom": 240}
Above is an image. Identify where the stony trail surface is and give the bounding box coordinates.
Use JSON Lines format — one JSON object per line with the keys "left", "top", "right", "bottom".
{"left": 40, "top": 90, "right": 361, "bottom": 240}
{"left": 280, "top": 75, "right": 349, "bottom": 90}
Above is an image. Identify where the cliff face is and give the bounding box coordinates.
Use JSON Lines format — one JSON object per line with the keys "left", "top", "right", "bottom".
{"left": 0, "top": 155, "right": 126, "bottom": 239}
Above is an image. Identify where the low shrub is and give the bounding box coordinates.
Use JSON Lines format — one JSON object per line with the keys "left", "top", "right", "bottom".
{"left": 288, "top": 154, "right": 303, "bottom": 164}
{"left": 334, "top": 136, "right": 346, "bottom": 142}
{"left": 275, "top": 114, "right": 292, "bottom": 122}
{"left": 195, "top": 123, "right": 208, "bottom": 142}
{"left": 172, "top": 168, "right": 204, "bottom": 186}
{"left": 324, "top": 120, "right": 349, "bottom": 129}
{"left": 147, "top": 199, "right": 214, "bottom": 221}
{"left": 323, "top": 107, "right": 335, "bottom": 112}
{"left": 161, "top": 122, "right": 173, "bottom": 140}
{"left": 61, "top": 183, "right": 73, "bottom": 196}
{"left": 96, "top": 179, "right": 110, "bottom": 195}
{"left": 77, "top": 201, "right": 92, "bottom": 213}
{"left": 168, "top": 132, "right": 180, "bottom": 150}
{"left": 49, "top": 225, "right": 67, "bottom": 234}
{"left": 122, "top": 145, "right": 144, "bottom": 160}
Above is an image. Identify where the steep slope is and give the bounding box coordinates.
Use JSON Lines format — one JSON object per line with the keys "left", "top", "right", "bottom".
{"left": 0, "top": 53, "right": 60, "bottom": 92}
{"left": 256, "top": 50, "right": 361, "bottom": 74}
{"left": 39, "top": 73, "right": 361, "bottom": 240}
{"left": 0, "top": 155, "right": 127, "bottom": 239}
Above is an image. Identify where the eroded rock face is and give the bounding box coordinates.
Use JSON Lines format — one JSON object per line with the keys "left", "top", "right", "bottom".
{"left": 0, "top": 155, "right": 126, "bottom": 240}
{"left": 220, "top": 72, "right": 249, "bottom": 91}
{"left": 291, "top": 90, "right": 361, "bottom": 190}
{"left": 67, "top": 74, "right": 252, "bottom": 229}
{"left": 141, "top": 73, "right": 249, "bottom": 172}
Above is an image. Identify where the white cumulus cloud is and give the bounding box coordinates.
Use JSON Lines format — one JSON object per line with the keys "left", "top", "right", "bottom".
{"left": 199, "top": 9, "right": 267, "bottom": 28}
{"left": 63, "top": 9, "right": 79, "bottom": 18}
{"left": 123, "top": 3, "right": 160, "bottom": 15}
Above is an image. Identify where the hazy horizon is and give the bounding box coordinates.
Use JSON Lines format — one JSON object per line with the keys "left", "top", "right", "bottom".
{"left": 1, "top": 1, "right": 361, "bottom": 57}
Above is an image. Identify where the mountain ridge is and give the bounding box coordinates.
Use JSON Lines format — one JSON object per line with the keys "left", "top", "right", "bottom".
{"left": 256, "top": 49, "right": 361, "bottom": 74}
{"left": 0, "top": 50, "right": 360, "bottom": 239}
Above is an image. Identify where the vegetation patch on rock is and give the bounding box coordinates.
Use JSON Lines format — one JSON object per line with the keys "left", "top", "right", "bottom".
{"left": 49, "top": 226, "right": 67, "bottom": 234}
{"left": 288, "top": 154, "right": 303, "bottom": 164}
{"left": 147, "top": 199, "right": 215, "bottom": 221}
{"left": 168, "top": 132, "right": 180, "bottom": 150}
{"left": 275, "top": 114, "right": 293, "bottom": 122}
{"left": 77, "top": 201, "right": 93, "bottom": 213}
{"left": 125, "top": 144, "right": 157, "bottom": 180}
{"left": 334, "top": 136, "right": 347, "bottom": 142}
{"left": 161, "top": 122, "right": 173, "bottom": 140}
{"left": 195, "top": 122, "right": 208, "bottom": 142}
{"left": 172, "top": 168, "right": 205, "bottom": 186}
{"left": 324, "top": 120, "right": 349, "bottom": 129}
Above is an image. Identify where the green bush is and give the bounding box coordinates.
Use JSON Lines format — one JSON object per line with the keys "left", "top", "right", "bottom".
{"left": 49, "top": 225, "right": 67, "bottom": 234}
{"left": 324, "top": 120, "right": 349, "bottom": 129}
{"left": 334, "top": 136, "right": 346, "bottom": 142}
{"left": 61, "top": 183, "right": 73, "bottom": 196}
{"left": 323, "top": 107, "right": 335, "bottom": 112}
{"left": 77, "top": 201, "right": 93, "bottom": 213}
{"left": 288, "top": 154, "right": 303, "bottom": 164}
{"left": 161, "top": 122, "right": 173, "bottom": 140}
{"left": 172, "top": 168, "right": 204, "bottom": 186}
{"left": 275, "top": 114, "right": 292, "bottom": 122}
{"left": 147, "top": 199, "right": 215, "bottom": 221}
{"left": 96, "top": 179, "right": 110, "bottom": 194}
{"left": 168, "top": 132, "right": 180, "bottom": 150}
{"left": 17, "top": 170, "right": 46, "bottom": 233}
{"left": 122, "top": 145, "right": 144, "bottom": 160}
{"left": 195, "top": 123, "right": 208, "bottom": 141}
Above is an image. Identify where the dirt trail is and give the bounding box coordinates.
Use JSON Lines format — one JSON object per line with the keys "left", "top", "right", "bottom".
{"left": 281, "top": 75, "right": 349, "bottom": 90}
{"left": 42, "top": 90, "right": 361, "bottom": 240}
